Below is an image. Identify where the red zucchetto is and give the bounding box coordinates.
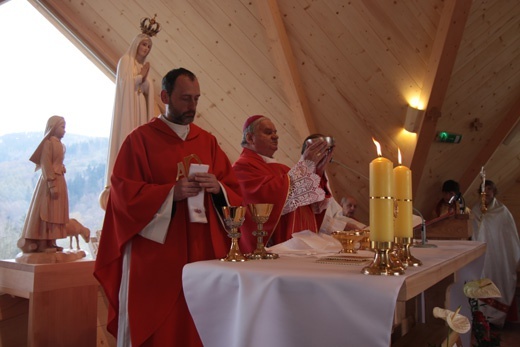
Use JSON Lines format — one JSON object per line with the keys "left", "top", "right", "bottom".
{"left": 242, "top": 115, "right": 266, "bottom": 132}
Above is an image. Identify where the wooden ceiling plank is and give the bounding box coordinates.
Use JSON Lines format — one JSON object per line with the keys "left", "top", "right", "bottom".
{"left": 411, "top": 0, "right": 473, "bottom": 194}
{"left": 255, "top": 0, "right": 315, "bottom": 138}
{"left": 459, "top": 95, "right": 520, "bottom": 192}
{"left": 31, "top": 0, "right": 119, "bottom": 76}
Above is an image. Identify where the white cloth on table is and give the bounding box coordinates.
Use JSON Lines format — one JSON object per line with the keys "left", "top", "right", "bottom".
{"left": 266, "top": 230, "right": 342, "bottom": 255}
{"left": 183, "top": 256, "right": 405, "bottom": 347}
{"left": 183, "top": 240, "right": 485, "bottom": 347}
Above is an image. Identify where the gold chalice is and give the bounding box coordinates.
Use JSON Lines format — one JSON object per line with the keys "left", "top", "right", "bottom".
{"left": 221, "top": 206, "right": 247, "bottom": 262}
{"left": 246, "top": 203, "right": 278, "bottom": 260}
{"left": 331, "top": 230, "right": 366, "bottom": 253}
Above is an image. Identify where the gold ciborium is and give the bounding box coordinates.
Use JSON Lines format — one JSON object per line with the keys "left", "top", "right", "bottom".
{"left": 221, "top": 206, "right": 247, "bottom": 262}
{"left": 331, "top": 230, "right": 366, "bottom": 253}
{"left": 246, "top": 203, "right": 278, "bottom": 260}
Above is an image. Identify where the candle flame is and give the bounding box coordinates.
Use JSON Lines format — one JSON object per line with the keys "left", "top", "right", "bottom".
{"left": 398, "top": 148, "right": 402, "bottom": 165}
{"left": 372, "top": 138, "right": 382, "bottom": 157}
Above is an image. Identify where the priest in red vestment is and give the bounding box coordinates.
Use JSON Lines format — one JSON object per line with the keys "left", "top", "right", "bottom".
{"left": 94, "top": 68, "right": 242, "bottom": 347}
{"left": 232, "top": 115, "right": 332, "bottom": 253}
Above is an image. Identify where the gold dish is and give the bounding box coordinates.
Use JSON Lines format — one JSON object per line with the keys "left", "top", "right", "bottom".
{"left": 331, "top": 230, "right": 366, "bottom": 253}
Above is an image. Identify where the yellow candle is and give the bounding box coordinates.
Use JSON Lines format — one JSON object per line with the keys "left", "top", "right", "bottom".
{"left": 394, "top": 163, "right": 413, "bottom": 238}
{"left": 369, "top": 139, "right": 394, "bottom": 242}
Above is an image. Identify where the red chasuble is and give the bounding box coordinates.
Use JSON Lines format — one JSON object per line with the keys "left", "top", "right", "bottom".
{"left": 233, "top": 148, "right": 327, "bottom": 253}
{"left": 94, "top": 118, "right": 242, "bottom": 346}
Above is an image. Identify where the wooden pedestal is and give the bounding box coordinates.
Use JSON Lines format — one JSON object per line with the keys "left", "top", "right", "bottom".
{"left": 414, "top": 214, "right": 472, "bottom": 240}
{"left": 0, "top": 259, "right": 97, "bottom": 347}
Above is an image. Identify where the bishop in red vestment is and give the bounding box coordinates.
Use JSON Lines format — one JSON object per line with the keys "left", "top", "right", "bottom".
{"left": 94, "top": 68, "right": 242, "bottom": 347}
{"left": 232, "top": 115, "right": 332, "bottom": 253}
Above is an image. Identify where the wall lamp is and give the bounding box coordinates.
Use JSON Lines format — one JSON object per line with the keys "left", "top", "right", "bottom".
{"left": 403, "top": 105, "right": 425, "bottom": 133}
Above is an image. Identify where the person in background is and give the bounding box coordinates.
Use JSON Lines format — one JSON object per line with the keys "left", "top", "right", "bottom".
{"left": 341, "top": 195, "right": 368, "bottom": 230}
{"left": 319, "top": 195, "right": 367, "bottom": 234}
{"left": 94, "top": 68, "right": 242, "bottom": 347}
{"left": 432, "top": 179, "right": 470, "bottom": 218}
{"left": 341, "top": 196, "right": 357, "bottom": 218}
{"left": 100, "top": 21, "right": 158, "bottom": 210}
{"left": 471, "top": 180, "right": 520, "bottom": 327}
{"left": 17, "top": 116, "right": 69, "bottom": 253}
{"left": 232, "top": 117, "right": 332, "bottom": 253}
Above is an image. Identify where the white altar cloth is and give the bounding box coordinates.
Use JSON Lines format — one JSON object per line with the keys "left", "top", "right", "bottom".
{"left": 182, "top": 240, "right": 485, "bottom": 347}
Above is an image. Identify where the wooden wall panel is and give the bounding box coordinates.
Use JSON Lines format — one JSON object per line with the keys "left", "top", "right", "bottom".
{"left": 25, "top": 0, "right": 520, "bottom": 225}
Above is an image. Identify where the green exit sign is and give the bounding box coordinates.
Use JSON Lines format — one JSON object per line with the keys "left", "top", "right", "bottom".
{"left": 436, "top": 131, "right": 462, "bottom": 143}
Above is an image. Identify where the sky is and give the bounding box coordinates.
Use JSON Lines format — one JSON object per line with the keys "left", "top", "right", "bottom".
{"left": 0, "top": 0, "right": 114, "bottom": 138}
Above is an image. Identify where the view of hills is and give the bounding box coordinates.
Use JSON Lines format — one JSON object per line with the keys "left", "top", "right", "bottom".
{"left": 0, "top": 132, "right": 108, "bottom": 259}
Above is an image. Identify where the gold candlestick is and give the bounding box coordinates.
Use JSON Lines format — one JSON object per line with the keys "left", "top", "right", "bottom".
{"left": 362, "top": 241, "right": 405, "bottom": 275}
{"left": 246, "top": 203, "right": 278, "bottom": 260}
{"left": 221, "top": 206, "right": 247, "bottom": 262}
{"left": 394, "top": 236, "right": 422, "bottom": 267}
{"left": 359, "top": 232, "right": 371, "bottom": 251}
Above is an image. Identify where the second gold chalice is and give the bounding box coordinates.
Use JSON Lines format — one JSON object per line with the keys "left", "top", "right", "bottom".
{"left": 221, "top": 206, "right": 247, "bottom": 262}
{"left": 246, "top": 203, "right": 278, "bottom": 260}
{"left": 331, "top": 230, "right": 366, "bottom": 253}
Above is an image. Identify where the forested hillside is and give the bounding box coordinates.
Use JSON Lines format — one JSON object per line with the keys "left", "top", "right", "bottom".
{"left": 0, "top": 132, "right": 108, "bottom": 259}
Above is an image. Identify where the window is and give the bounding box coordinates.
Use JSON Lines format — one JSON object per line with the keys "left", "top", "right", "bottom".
{"left": 0, "top": 0, "right": 114, "bottom": 259}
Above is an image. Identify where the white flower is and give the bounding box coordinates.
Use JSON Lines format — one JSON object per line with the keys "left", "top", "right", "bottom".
{"left": 463, "top": 278, "right": 501, "bottom": 299}
{"left": 433, "top": 306, "right": 471, "bottom": 334}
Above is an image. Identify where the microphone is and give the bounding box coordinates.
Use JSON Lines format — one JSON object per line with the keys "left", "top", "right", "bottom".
{"left": 413, "top": 207, "right": 437, "bottom": 248}
{"left": 448, "top": 192, "right": 461, "bottom": 205}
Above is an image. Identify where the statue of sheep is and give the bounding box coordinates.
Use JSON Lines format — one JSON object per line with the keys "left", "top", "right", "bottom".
{"left": 65, "top": 218, "right": 91, "bottom": 250}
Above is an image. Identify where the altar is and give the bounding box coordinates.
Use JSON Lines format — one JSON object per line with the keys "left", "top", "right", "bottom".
{"left": 183, "top": 240, "right": 485, "bottom": 347}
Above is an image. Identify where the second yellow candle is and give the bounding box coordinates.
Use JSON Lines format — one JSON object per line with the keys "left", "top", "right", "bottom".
{"left": 394, "top": 164, "right": 413, "bottom": 238}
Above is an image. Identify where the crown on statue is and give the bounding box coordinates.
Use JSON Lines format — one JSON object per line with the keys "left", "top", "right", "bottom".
{"left": 140, "top": 14, "right": 161, "bottom": 37}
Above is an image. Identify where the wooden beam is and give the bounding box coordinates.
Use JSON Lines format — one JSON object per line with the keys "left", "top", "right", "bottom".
{"left": 255, "top": 0, "right": 315, "bottom": 138}
{"left": 411, "top": 0, "right": 472, "bottom": 194}
{"left": 30, "top": 0, "right": 118, "bottom": 79}
{"left": 459, "top": 95, "right": 520, "bottom": 192}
